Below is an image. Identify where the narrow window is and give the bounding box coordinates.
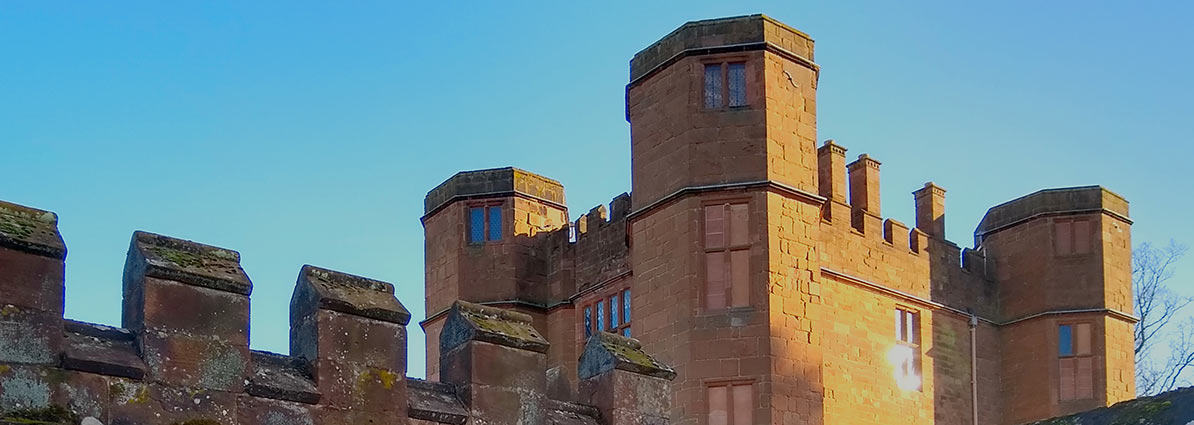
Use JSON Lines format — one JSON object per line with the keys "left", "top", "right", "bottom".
{"left": 1055, "top": 221, "right": 1073, "bottom": 255}
{"left": 596, "top": 300, "right": 605, "bottom": 332}
{"left": 487, "top": 206, "right": 503, "bottom": 241}
{"left": 732, "top": 385, "right": 752, "bottom": 425}
{"left": 1058, "top": 324, "right": 1073, "bottom": 356}
{"left": 893, "top": 308, "right": 921, "bottom": 390}
{"left": 705, "top": 203, "right": 750, "bottom": 310}
{"left": 708, "top": 385, "right": 728, "bottom": 425}
{"left": 704, "top": 64, "right": 723, "bottom": 109}
{"left": 610, "top": 293, "right": 620, "bottom": 329}
{"left": 708, "top": 382, "right": 752, "bottom": 425}
{"left": 622, "top": 289, "right": 631, "bottom": 323}
{"left": 583, "top": 306, "right": 592, "bottom": 338}
{"left": 1059, "top": 323, "right": 1094, "bottom": 400}
{"left": 469, "top": 207, "right": 485, "bottom": 243}
{"left": 1074, "top": 220, "right": 1091, "bottom": 254}
{"left": 727, "top": 62, "right": 747, "bottom": 107}
{"left": 611, "top": 289, "right": 632, "bottom": 336}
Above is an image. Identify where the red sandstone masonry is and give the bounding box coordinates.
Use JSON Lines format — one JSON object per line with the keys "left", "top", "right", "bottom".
{"left": 0, "top": 199, "right": 674, "bottom": 425}
{"left": 423, "top": 14, "right": 1135, "bottom": 425}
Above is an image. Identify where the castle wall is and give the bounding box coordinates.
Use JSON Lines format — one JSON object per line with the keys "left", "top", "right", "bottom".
{"left": 765, "top": 192, "right": 825, "bottom": 425}
{"left": 0, "top": 200, "right": 675, "bottom": 425}
{"left": 418, "top": 15, "right": 1137, "bottom": 425}
{"left": 627, "top": 196, "right": 704, "bottom": 425}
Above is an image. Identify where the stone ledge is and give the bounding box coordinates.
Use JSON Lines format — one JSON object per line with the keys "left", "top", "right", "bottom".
{"left": 629, "top": 14, "right": 815, "bottom": 82}
{"left": 424, "top": 167, "right": 565, "bottom": 216}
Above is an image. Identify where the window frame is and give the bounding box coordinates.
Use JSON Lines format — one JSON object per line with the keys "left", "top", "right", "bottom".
{"left": 894, "top": 306, "right": 923, "bottom": 391}
{"left": 580, "top": 287, "right": 633, "bottom": 344}
{"left": 466, "top": 201, "right": 504, "bottom": 244}
{"left": 1053, "top": 217, "right": 1094, "bottom": 257}
{"left": 702, "top": 59, "right": 750, "bottom": 110}
{"left": 1057, "top": 321, "right": 1096, "bottom": 401}
{"left": 705, "top": 379, "right": 754, "bottom": 425}
{"left": 702, "top": 199, "right": 752, "bottom": 311}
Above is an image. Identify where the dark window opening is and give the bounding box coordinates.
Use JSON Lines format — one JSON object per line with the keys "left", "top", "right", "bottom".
{"left": 468, "top": 204, "right": 502, "bottom": 243}
{"left": 704, "top": 61, "right": 748, "bottom": 109}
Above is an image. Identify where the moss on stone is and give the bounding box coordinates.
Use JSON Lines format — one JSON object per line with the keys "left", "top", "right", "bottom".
{"left": 1109, "top": 399, "right": 1172, "bottom": 424}
{"left": 0, "top": 405, "right": 79, "bottom": 425}
{"left": 601, "top": 339, "right": 658, "bottom": 369}
{"left": 108, "top": 382, "right": 124, "bottom": 398}
{"left": 468, "top": 313, "right": 540, "bottom": 341}
{"left": 147, "top": 246, "right": 208, "bottom": 268}
{"left": 0, "top": 220, "right": 33, "bottom": 239}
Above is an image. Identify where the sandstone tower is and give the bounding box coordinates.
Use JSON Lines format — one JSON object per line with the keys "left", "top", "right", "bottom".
{"left": 422, "top": 14, "right": 1136, "bottom": 425}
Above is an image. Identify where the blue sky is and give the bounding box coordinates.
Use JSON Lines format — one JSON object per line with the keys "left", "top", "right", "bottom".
{"left": 2, "top": 1, "right": 1191, "bottom": 379}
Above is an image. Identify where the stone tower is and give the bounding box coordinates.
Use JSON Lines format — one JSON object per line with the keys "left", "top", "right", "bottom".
{"left": 975, "top": 187, "right": 1135, "bottom": 423}
{"left": 625, "top": 15, "right": 827, "bottom": 425}
{"left": 421, "top": 167, "right": 570, "bottom": 379}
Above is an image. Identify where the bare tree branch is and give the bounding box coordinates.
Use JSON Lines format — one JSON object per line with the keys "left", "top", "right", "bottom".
{"left": 1133, "top": 240, "right": 1191, "bottom": 395}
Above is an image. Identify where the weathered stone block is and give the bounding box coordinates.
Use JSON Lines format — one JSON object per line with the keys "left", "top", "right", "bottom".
{"left": 139, "top": 332, "right": 248, "bottom": 392}
{"left": 0, "top": 306, "right": 61, "bottom": 365}
{"left": 0, "top": 246, "right": 64, "bottom": 315}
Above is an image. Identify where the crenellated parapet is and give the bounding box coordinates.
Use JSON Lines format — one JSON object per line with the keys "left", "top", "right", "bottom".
{"left": 566, "top": 193, "right": 633, "bottom": 294}
{"left": 0, "top": 198, "right": 674, "bottom": 425}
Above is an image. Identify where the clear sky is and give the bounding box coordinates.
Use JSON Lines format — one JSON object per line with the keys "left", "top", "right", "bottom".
{"left": 2, "top": 1, "right": 1191, "bottom": 380}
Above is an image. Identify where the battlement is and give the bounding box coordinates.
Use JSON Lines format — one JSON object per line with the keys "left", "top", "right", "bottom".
{"left": 629, "top": 14, "right": 815, "bottom": 83}
{"left": 816, "top": 141, "right": 968, "bottom": 256}
{"left": 0, "top": 198, "right": 674, "bottom": 425}
{"left": 424, "top": 167, "right": 566, "bottom": 216}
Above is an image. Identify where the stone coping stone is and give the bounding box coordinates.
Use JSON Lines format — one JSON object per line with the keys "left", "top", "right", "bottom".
{"left": 578, "top": 331, "right": 676, "bottom": 380}
{"left": 246, "top": 350, "right": 320, "bottom": 404}
{"left": 440, "top": 300, "right": 549, "bottom": 353}
{"left": 295, "top": 264, "right": 411, "bottom": 325}
{"left": 544, "top": 399, "right": 602, "bottom": 425}
{"left": 407, "top": 378, "right": 468, "bottom": 425}
{"left": 0, "top": 199, "right": 66, "bottom": 260}
{"left": 126, "top": 231, "right": 252, "bottom": 295}
{"left": 61, "top": 319, "right": 145, "bottom": 380}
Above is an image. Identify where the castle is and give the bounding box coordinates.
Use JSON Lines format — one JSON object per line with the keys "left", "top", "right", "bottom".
{"left": 0, "top": 13, "right": 1142, "bottom": 425}
{"left": 420, "top": 14, "right": 1136, "bottom": 425}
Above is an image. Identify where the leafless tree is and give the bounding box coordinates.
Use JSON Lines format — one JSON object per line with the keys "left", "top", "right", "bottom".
{"left": 1134, "top": 240, "right": 1191, "bottom": 395}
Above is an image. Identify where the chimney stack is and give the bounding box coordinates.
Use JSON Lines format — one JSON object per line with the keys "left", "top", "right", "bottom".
{"left": 913, "top": 182, "right": 946, "bottom": 239}
{"left": 847, "top": 154, "right": 882, "bottom": 235}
